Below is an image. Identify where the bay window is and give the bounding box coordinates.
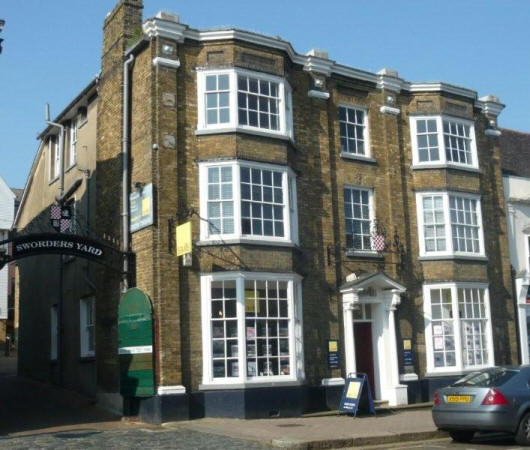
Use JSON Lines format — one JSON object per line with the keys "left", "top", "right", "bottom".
{"left": 424, "top": 283, "right": 494, "bottom": 374}
{"left": 199, "top": 160, "right": 298, "bottom": 245}
{"left": 201, "top": 272, "right": 304, "bottom": 385}
{"left": 410, "top": 116, "right": 478, "bottom": 169}
{"left": 416, "top": 192, "right": 485, "bottom": 258}
{"left": 197, "top": 68, "right": 293, "bottom": 139}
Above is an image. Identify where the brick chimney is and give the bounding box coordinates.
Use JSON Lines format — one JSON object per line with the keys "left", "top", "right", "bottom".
{"left": 95, "top": 0, "right": 143, "bottom": 396}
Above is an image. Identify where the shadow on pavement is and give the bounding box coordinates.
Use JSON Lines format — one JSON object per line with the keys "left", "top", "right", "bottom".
{"left": 0, "top": 355, "right": 125, "bottom": 436}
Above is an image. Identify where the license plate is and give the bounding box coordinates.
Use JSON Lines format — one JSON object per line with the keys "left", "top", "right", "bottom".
{"left": 446, "top": 395, "right": 472, "bottom": 403}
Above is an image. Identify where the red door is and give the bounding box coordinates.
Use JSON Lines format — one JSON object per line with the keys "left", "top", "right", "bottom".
{"left": 354, "top": 322, "right": 376, "bottom": 397}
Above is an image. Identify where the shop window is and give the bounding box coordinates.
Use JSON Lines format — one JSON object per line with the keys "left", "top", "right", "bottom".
{"left": 424, "top": 283, "right": 493, "bottom": 374}
{"left": 201, "top": 272, "right": 303, "bottom": 385}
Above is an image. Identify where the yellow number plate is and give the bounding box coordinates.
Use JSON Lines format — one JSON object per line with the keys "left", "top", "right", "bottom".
{"left": 446, "top": 395, "right": 472, "bottom": 403}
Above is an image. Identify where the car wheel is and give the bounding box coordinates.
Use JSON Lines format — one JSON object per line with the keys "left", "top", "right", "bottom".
{"left": 448, "top": 430, "right": 475, "bottom": 443}
{"left": 516, "top": 412, "right": 530, "bottom": 446}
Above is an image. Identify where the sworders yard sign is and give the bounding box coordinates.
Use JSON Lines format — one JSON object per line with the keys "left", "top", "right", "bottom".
{"left": 1, "top": 233, "right": 123, "bottom": 269}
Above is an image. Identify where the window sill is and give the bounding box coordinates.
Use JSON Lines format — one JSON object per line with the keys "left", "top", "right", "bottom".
{"left": 197, "top": 238, "right": 296, "bottom": 248}
{"left": 196, "top": 126, "right": 294, "bottom": 144}
{"left": 424, "top": 367, "right": 490, "bottom": 378}
{"left": 199, "top": 379, "right": 302, "bottom": 390}
{"left": 65, "top": 163, "right": 77, "bottom": 174}
{"left": 418, "top": 255, "right": 488, "bottom": 262}
{"left": 78, "top": 119, "right": 88, "bottom": 129}
{"left": 411, "top": 163, "right": 480, "bottom": 174}
{"left": 340, "top": 152, "right": 377, "bottom": 164}
{"left": 48, "top": 176, "right": 59, "bottom": 186}
{"left": 79, "top": 355, "right": 96, "bottom": 363}
{"left": 345, "top": 249, "right": 383, "bottom": 259}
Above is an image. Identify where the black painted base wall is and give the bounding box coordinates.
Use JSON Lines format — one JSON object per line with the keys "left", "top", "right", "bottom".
{"left": 125, "top": 384, "right": 344, "bottom": 424}
{"left": 403, "top": 375, "right": 460, "bottom": 403}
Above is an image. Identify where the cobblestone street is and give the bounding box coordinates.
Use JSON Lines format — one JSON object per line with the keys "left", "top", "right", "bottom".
{"left": 0, "top": 428, "right": 269, "bottom": 450}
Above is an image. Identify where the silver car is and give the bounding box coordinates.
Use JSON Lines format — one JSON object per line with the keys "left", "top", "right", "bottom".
{"left": 432, "top": 366, "right": 530, "bottom": 445}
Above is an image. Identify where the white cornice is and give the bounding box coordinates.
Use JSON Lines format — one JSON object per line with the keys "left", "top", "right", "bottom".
{"left": 479, "top": 95, "right": 505, "bottom": 117}
{"left": 380, "top": 105, "right": 401, "bottom": 115}
{"left": 143, "top": 18, "right": 186, "bottom": 42}
{"left": 142, "top": 18, "right": 498, "bottom": 105}
{"left": 308, "top": 90, "right": 330, "bottom": 100}
{"left": 152, "top": 57, "right": 181, "bottom": 69}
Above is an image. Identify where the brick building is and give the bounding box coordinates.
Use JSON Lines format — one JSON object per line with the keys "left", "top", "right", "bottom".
{"left": 14, "top": 0, "right": 517, "bottom": 421}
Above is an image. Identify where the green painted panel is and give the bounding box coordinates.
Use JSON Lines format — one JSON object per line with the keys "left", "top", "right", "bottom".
{"left": 119, "top": 288, "right": 155, "bottom": 397}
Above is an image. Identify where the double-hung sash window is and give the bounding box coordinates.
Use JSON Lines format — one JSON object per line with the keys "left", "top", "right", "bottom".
{"left": 344, "top": 187, "right": 374, "bottom": 251}
{"left": 201, "top": 272, "right": 303, "bottom": 385}
{"left": 50, "top": 305, "right": 58, "bottom": 360}
{"left": 49, "top": 136, "right": 60, "bottom": 181}
{"left": 199, "top": 161, "right": 298, "bottom": 245}
{"left": 69, "top": 119, "right": 77, "bottom": 168}
{"left": 197, "top": 69, "right": 293, "bottom": 139}
{"left": 80, "top": 298, "right": 95, "bottom": 357}
{"left": 410, "top": 116, "right": 478, "bottom": 169}
{"left": 416, "top": 192, "right": 484, "bottom": 258}
{"left": 339, "top": 106, "right": 369, "bottom": 157}
{"left": 424, "top": 283, "right": 493, "bottom": 374}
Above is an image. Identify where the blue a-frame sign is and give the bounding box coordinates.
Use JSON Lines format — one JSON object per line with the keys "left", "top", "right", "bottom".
{"left": 339, "top": 372, "right": 376, "bottom": 416}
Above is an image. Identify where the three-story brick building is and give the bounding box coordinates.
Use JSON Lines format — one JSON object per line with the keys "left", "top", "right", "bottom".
{"left": 15, "top": 0, "right": 516, "bottom": 422}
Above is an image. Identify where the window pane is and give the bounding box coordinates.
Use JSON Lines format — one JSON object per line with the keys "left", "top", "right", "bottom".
{"left": 339, "top": 106, "right": 367, "bottom": 155}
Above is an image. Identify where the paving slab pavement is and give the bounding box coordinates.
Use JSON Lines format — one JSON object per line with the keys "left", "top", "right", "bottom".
{"left": 166, "top": 409, "right": 447, "bottom": 449}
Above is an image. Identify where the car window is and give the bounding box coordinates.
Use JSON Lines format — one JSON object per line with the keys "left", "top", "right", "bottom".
{"left": 452, "top": 368, "right": 518, "bottom": 387}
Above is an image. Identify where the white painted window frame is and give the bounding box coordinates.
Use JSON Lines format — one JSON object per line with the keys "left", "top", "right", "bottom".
{"left": 50, "top": 305, "right": 58, "bottom": 361}
{"left": 410, "top": 115, "right": 479, "bottom": 170}
{"left": 423, "top": 282, "right": 494, "bottom": 375}
{"left": 196, "top": 68, "right": 293, "bottom": 140}
{"left": 68, "top": 118, "right": 77, "bottom": 169}
{"left": 200, "top": 271, "right": 304, "bottom": 387}
{"left": 343, "top": 185, "right": 376, "bottom": 252}
{"left": 199, "top": 160, "right": 298, "bottom": 246}
{"left": 49, "top": 136, "right": 60, "bottom": 182}
{"left": 80, "top": 297, "right": 95, "bottom": 357}
{"left": 338, "top": 104, "right": 371, "bottom": 159}
{"left": 416, "top": 191, "right": 485, "bottom": 258}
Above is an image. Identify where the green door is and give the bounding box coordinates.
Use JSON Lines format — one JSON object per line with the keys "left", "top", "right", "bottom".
{"left": 118, "top": 288, "right": 155, "bottom": 397}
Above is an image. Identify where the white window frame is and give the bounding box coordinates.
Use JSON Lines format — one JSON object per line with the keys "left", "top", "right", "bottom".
{"left": 416, "top": 191, "right": 485, "bottom": 258}
{"left": 343, "top": 185, "right": 376, "bottom": 253}
{"left": 196, "top": 68, "right": 293, "bottom": 140}
{"left": 200, "top": 271, "right": 304, "bottom": 387}
{"left": 526, "top": 234, "right": 530, "bottom": 275}
{"left": 49, "top": 136, "right": 60, "bottom": 181}
{"left": 199, "top": 160, "right": 298, "bottom": 246}
{"left": 423, "top": 282, "right": 494, "bottom": 375}
{"left": 68, "top": 118, "right": 77, "bottom": 169}
{"left": 50, "top": 305, "right": 58, "bottom": 361}
{"left": 410, "top": 115, "right": 478, "bottom": 170}
{"left": 80, "top": 297, "right": 95, "bottom": 357}
{"left": 338, "top": 104, "right": 371, "bottom": 159}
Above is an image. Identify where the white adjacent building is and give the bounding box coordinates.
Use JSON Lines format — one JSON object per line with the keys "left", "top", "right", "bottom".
{"left": 501, "top": 130, "right": 530, "bottom": 364}
{"left": 0, "top": 176, "right": 17, "bottom": 322}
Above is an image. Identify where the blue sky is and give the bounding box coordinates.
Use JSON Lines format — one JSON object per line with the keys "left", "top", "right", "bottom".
{"left": 1, "top": 0, "right": 529, "bottom": 189}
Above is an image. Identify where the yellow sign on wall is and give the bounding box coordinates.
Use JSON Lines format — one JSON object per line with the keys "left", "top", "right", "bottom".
{"left": 176, "top": 222, "right": 192, "bottom": 256}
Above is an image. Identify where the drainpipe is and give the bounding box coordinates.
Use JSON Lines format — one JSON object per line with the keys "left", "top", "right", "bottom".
{"left": 122, "top": 54, "right": 134, "bottom": 292}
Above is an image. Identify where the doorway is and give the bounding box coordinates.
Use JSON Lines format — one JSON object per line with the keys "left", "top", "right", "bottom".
{"left": 354, "top": 323, "right": 375, "bottom": 396}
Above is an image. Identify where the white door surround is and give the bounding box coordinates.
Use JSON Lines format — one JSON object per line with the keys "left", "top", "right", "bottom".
{"left": 340, "top": 272, "right": 408, "bottom": 406}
